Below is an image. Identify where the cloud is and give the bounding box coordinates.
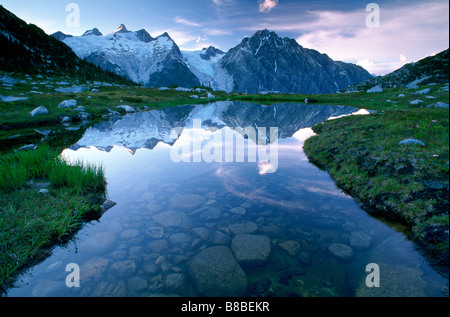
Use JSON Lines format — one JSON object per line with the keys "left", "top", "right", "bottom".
{"left": 292, "top": 1, "right": 449, "bottom": 75}
{"left": 258, "top": 0, "right": 279, "bottom": 13}
{"left": 212, "top": 0, "right": 235, "bottom": 7}
{"left": 174, "top": 16, "right": 202, "bottom": 27}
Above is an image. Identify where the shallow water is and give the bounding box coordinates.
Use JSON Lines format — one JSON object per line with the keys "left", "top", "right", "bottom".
{"left": 6, "top": 101, "right": 449, "bottom": 297}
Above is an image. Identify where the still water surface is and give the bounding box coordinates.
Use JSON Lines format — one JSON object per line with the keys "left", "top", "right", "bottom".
{"left": 7, "top": 102, "right": 449, "bottom": 297}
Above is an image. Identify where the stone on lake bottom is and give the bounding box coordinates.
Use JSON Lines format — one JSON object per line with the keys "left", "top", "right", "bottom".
{"left": 231, "top": 234, "right": 271, "bottom": 266}
{"left": 186, "top": 246, "right": 248, "bottom": 297}
{"left": 328, "top": 243, "right": 354, "bottom": 261}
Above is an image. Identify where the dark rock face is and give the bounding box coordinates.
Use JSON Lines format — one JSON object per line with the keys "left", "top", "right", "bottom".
{"left": 219, "top": 29, "right": 372, "bottom": 94}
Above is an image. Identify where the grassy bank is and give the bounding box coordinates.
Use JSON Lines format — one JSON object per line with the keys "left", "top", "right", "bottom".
{"left": 0, "top": 144, "right": 107, "bottom": 292}
{"left": 303, "top": 87, "right": 449, "bottom": 264}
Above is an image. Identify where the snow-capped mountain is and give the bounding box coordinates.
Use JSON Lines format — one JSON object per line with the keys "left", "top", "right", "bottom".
{"left": 54, "top": 27, "right": 371, "bottom": 93}
{"left": 57, "top": 25, "right": 200, "bottom": 88}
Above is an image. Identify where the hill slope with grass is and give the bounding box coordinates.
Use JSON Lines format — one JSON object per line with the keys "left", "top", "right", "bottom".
{"left": 344, "top": 49, "right": 449, "bottom": 92}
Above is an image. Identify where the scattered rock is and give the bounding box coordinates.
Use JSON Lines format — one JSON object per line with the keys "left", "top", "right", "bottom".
{"left": 29, "top": 106, "right": 48, "bottom": 117}
{"left": 147, "top": 239, "right": 169, "bottom": 253}
{"left": 279, "top": 240, "right": 301, "bottom": 256}
{"left": 169, "top": 232, "right": 193, "bottom": 249}
{"left": 231, "top": 234, "right": 271, "bottom": 266}
{"left": 80, "top": 231, "right": 117, "bottom": 254}
{"left": 228, "top": 222, "right": 258, "bottom": 235}
{"left": 152, "top": 210, "right": 191, "bottom": 229}
{"left": 17, "top": 144, "right": 36, "bottom": 151}
{"left": 367, "top": 85, "right": 383, "bottom": 93}
{"left": 413, "top": 88, "right": 431, "bottom": 95}
{"left": 328, "top": 243, "right": 354, "bottom": 261}
{"left": 145, "top": 226, "right": 164, "bottom": 239}
{"left": 119, "top": 229, "right": 140, "bottom": 240}
{"left": 297, "top": 251, "right": 312, "bottom": 266}
{"left": 398, "top": 139, "right": 425, "bottom": 146}
{"left": 55, "top": 85, "right": 90, "bottom": 93}
{"left": 100, "top": 200, "right": 117, "bottom": 213}
{"left": 434, "top": 102, "right": 449, "bottom": 109}
{"left": 349, "top": 231, "right": 373, "bottom": 250}
{"left": 229, "top": 206, "right": 246, "bottom": 215}
{"left": 186, "top": 246, "right": 248, "bottom": 297}
{"left": 410, "top": 99, "right": 423, "bottom": 105}
{"left": 58, "top": 99, "right": 77, "bottom": 108}
{"left": 200, "top": 206, "right": 222, "bottom": 220}
{"left": 80, "top": 257, "right": 110, "bottom": 280}
{"left": 108, "top": 260, "right": 137, "bottom": 278}
{"left": 168, "top": 194, "right": 206, "bottom": 211}
{"left": 116, "top": 105, "right": 136, "bottom": 113}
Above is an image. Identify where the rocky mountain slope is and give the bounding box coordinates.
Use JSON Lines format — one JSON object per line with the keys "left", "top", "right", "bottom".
{"left": 219, "top": 29, "right": 372, "bottom": 94}
{"left": 344, "top": 49, "right": 449, "bottom": 92}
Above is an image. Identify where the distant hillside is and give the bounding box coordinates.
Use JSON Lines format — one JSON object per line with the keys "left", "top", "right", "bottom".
{"left": 0, "top": 5, "right": 132, "bottom": 84}
{"left": 344, "top": 49, "right": 449, "bottom": 92}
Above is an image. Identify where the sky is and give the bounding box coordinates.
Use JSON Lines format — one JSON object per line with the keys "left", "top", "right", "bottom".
{"left": 1, "top": 0, "right": 449, "bottom": 75}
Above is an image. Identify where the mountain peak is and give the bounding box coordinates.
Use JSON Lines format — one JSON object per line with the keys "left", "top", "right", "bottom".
{"left": 200, "top": 46, "right": 224, "bottom": 61}
{"left": 114, "top": 24, "right": 130, "bottom": 34}
{"left": 135, "top": 28, "right": 153, "bottom": 43}
{"left": 254, "top": 29, "right": 276, "bottom": 38}
{"left": 82, "top": 28, "right": 102, "bottom": 36}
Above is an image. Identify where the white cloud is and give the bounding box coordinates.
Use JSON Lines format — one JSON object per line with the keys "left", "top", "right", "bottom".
{"left": 258, "top": 0, "right": 279, "bottom": 13}
{"left": 291, "top": 1, "right": 449, "bottom": 75}
{"left": 174, "top": 16, "right": 202, "bottom": 27}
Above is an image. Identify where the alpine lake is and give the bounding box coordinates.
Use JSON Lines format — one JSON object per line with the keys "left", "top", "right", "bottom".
{"left": 6, "top": 101, "right": 449, "bottom": 297}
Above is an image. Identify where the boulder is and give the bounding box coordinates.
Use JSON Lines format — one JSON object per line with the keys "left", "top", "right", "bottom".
{"left": 116, "top": 105, "right": 136, "bottom": 113}
{"left": 168, "top": 194, "right": 205, "bottom": 211}
{"left": 413, "top": 88, "right": 431, "bottom": 95}
{"left": 279, "top": 240, "right": 301, "bottom": 256}
{"left": 29, "top": 106, "right": 49, "bottom": 117}
{"left": 152, "top": 210, "right": 191, "bottom": 229}
{"left": 228, "top": 222, "right": 258, "bottom": 235}
{"left": 367, "top": 86, "right": 383, "bottom": 93}
{"left": 231, "top": 234, "right": 271, "bottom": 266}
{"left": 328, "top": 243, "right": 354, "bottom": 261}
{"left": 410, "top": 99, "right": 423, "bottom": 105}
{"left": 79, "top": 231, "right": 117, "bottom": 254}
{"left": 186, "top": 246, "right": 248, "bottom": 296}
{"left": 398, "top": 139, "right": 425, "bottom": 146}
{"left": 58, "top": 99, "right": 77, "bottom": 108}
{"left": 434, "top": 102, "right": 449, "bottom": 109}
{"left": 349, "top": 231, "right": 373, "bottom": 250}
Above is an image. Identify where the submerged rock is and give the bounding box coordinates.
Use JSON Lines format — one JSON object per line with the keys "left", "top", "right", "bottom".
{"left": 279, "top": 240, "right": 301, "bottom": 257}
{"left": 328, "top": 243, "right": 354, "bottom": 261}
{"left": 231, "top": 234, "right": 271, "bottom": 266}
{"left": 349, "top": 231, "right": 373, "bottom": 250}
{"left": 168, "top": 194, "right": 205, "bottom": 211}
{"left": 152, "top": 210, "right": 191, "bottom": 229}
{"left": 186, "top": 246, "right": 248, "bottom": 296}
